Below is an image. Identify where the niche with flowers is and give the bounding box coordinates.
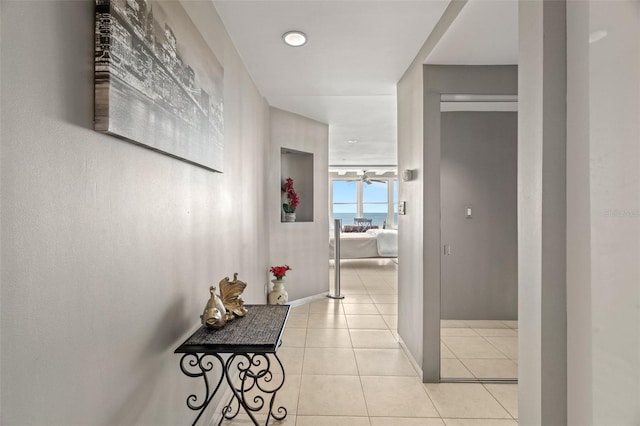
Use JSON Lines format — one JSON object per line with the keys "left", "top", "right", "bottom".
{"left": 280, "top": 147, "right": 314, "bottom": 222}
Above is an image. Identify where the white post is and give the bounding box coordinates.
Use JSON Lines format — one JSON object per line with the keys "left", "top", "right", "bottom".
{"left": 328, "top": 219, "right": 345, "bottom": 299}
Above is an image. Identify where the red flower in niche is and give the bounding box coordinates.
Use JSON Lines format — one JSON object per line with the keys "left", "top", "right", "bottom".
{"left": 282, "top": 177, "right": 300, "bottom": 213}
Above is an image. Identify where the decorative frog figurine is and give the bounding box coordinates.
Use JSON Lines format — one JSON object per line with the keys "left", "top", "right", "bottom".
{"left": 200, "top": 286, "right": 227, "bottom": 329}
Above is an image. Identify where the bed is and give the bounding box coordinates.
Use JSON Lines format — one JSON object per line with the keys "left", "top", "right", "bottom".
{"left": 329, "top": 229, "right": 398, "bottom": 259}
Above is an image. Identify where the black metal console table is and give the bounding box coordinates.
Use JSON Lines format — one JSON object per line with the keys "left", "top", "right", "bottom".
{"left": 175, "top": 304, "right": 290, "bottom": 426}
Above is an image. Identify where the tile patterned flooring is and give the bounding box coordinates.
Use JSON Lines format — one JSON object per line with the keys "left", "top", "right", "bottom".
{"left": 222, "top": 259, "right": 518, "bottom": 425}
{"left": 440, "top": 320, "right": 518, "bottom": 380}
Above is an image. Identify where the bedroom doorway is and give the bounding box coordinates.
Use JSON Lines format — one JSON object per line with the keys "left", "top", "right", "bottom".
{"left": 329, "top": 169, "right": 399, "bottom": 295}
{"left": 439, "top": 105, "right": 518, "bottom": 382}
{"left": 329, "top": 169, "right": 398, "bottom": 230}
{"left": 328, "top": 169, "right": 399, "bottom": 258}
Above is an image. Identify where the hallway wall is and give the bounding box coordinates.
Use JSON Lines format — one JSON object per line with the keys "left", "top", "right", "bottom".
{"left": 567, "top": 2, "right": 640, "bottom": 424}
{"left": 397, "top": 57, "right": 426, "bottom": 375}
{"left": 0, "top": 1, "right": 291, "bottom": 424}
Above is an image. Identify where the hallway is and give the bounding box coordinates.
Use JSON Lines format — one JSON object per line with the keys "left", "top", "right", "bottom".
{"left": 223, "top": 260, "right": 518, "bottom": 425}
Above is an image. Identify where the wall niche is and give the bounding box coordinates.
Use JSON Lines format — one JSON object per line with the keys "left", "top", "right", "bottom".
{"left": 281, "top": 147, "right": 313, "bottom": 222}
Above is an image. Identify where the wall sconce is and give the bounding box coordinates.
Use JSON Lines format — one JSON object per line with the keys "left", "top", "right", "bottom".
{"left": 402, "top": 169, "right": 414, "bottom": 182}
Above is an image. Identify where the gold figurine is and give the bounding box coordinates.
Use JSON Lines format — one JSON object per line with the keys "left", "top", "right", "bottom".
{"left": 219, "top": 273, "right": 248, "bottom": 320}
{"left": 200, "top": 286, "right": 227, "bottom": 329}
{"left": 200, "top": 274, "right": 248, "bottom": 329}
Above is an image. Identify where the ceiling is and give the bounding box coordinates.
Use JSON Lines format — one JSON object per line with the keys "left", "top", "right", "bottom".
{"left": 426, "top": 0, "right": 518, "bottom": 65}
{"left": 213, "top": 0, "right": 518, "bottom": 168}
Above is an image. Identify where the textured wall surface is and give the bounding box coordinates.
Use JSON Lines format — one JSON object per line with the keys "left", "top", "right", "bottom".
{"left": 0, "top": 1, "right": 278, "bottom": 424}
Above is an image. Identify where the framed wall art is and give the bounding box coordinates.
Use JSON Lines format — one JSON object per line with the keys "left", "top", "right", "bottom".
{"left": 95, "top": 0, "right": 224, "bottom": 172}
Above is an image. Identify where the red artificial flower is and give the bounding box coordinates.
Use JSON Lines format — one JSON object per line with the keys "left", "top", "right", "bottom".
{"left": 269, "top": 265, "right": 292, "bottom": 280}
{"left": 282, "top": 177, "right": 300, "bottom": 212}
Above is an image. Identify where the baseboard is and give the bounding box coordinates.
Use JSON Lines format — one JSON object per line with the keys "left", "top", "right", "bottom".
{"left": 287, "top": 292, "right": 329, "bottom": 307}
{"left": 398, "top": 335, "right": 423, "bottom": 380}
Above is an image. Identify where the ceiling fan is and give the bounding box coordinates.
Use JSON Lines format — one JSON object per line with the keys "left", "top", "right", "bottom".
{"left": 359, "top": 170, "right": 385, "bottom": 185}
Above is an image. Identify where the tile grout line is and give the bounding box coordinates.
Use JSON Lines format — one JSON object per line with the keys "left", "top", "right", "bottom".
{"left": 352, "top": 271, "right": 373, "bottom": 424}
{"left": 481, "top": 333, "right": 517, "bottom": 361}
{"left": 481, "top": 382, "right": 518, "bottom": 421}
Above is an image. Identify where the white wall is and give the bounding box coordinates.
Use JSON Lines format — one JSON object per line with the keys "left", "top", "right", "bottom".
{"left": 567, "top": 2, "right": 640, "bottom": 424}
{"left": 269, "top": 108, "right": 329, "bottom": 302}
{"left": 521, "top": 3, "right": 640, "bottom": 424}
{"left": 518, "top": 2, "right": 568, "bottom": 424}
{"left": 397, "top": 59, "right": 426, "bottom": 374}
{"left": 0, "top": 1, "right": 273, "bottom": 424}
{"left": 395, "top": 0, "right": 468, "bottom": 381}
{"left": 566, "top": 3, "right": 593, "bottom": 424}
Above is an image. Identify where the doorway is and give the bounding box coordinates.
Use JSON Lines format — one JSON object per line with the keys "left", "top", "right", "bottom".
{"left": 439, "top": 107, "right": 518, "bottom": 382}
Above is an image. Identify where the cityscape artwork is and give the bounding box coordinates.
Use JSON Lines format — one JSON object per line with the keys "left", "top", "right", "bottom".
{"left": 95, "top": 0, "right": 224, "bottom": 172}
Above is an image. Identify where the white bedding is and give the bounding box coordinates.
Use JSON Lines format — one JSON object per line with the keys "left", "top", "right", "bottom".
{"left": 366, "top": 229, "right": 398, "bottom": 257}
{"left": 329, "top": 229, "right": 398, "bottom": 259}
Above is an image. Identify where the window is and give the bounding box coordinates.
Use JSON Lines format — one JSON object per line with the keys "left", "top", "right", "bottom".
{"left": 330, "top": 176, "right": 398, "bottom": 227}
{"left": 332, "top": 180, "right": 357, "bottom": 226}
{"left": 363, "top": 180, "right": 388, "bottom": 227}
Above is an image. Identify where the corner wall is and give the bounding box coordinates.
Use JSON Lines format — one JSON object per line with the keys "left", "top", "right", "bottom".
{"left": 1, "top": 1, "right": 271, "bottom": 424}
{"left": 397, "top": 59, "right": 426, "bottom": 373}
{"left": 395, "top": 0, "right": 467, "bottom": 381}
{"left": 518, "top": 2, "right": 567, "bottom": 424}
{"left": 269, "top": 108, "right": 329, "bottom": 301}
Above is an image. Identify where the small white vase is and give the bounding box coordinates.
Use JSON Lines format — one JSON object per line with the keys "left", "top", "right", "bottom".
{"left": 268, "top": 278, "right": 289, "bottom": 305}
{"left": 284, "top": 212, "right": 296, "bottom": 222}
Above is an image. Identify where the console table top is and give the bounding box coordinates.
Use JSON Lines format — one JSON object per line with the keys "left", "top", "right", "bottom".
{"left": 175, "top": 304, "right": 290, "bottom": 354}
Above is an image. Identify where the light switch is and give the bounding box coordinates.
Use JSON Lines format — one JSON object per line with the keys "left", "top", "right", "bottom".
{"left": 465, "top": 206, "right": 472, "bottom": 219}
{"left": 398, "top": 201, "right": 406, "bottom": 215}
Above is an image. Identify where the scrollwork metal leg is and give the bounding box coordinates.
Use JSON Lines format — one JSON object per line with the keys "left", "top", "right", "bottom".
{"left": 180, "top": 352, "right": 287, "bottom": 426}
{"left": 267, "top": 353, "right": 287, "bottom": 422}
{"left": 179, "top": 353, "right": 225, "bottom": 426}
{"left": 221, "top": 353, "right": 287, "bottom": 426}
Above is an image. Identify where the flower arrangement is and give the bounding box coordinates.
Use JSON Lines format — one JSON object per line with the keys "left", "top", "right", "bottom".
{"left": 269, "top": 265, "right": 292, "bottom": 280}
{"left": 281, "top": 177, "right": 300, "bottom": 213}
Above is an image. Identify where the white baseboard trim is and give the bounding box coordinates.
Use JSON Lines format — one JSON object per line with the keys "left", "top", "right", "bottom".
{"left": 398, "top": 335, "right": 423, "bottom": 381}
{"left": 287, "top": 292, "right": 329, "bottom": 307}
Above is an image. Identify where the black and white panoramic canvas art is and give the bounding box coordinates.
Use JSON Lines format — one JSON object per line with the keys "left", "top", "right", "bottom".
{"left": 95, "top": 0, "right": 224, "bottom": 172}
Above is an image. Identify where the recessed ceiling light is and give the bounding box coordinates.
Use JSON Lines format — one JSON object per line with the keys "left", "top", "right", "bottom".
{"left": 347, "top": 139, "right": 358, "bottom": 144}
{"left": 282, "top": 31, "right": 307, "bottom": 47}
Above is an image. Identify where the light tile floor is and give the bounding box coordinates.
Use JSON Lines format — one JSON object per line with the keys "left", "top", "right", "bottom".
{"left": 440, "top": 321, "right": 518, "bottom": 380}
{"left": 222, "top": 259, "right": 518, "bottom": 425}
